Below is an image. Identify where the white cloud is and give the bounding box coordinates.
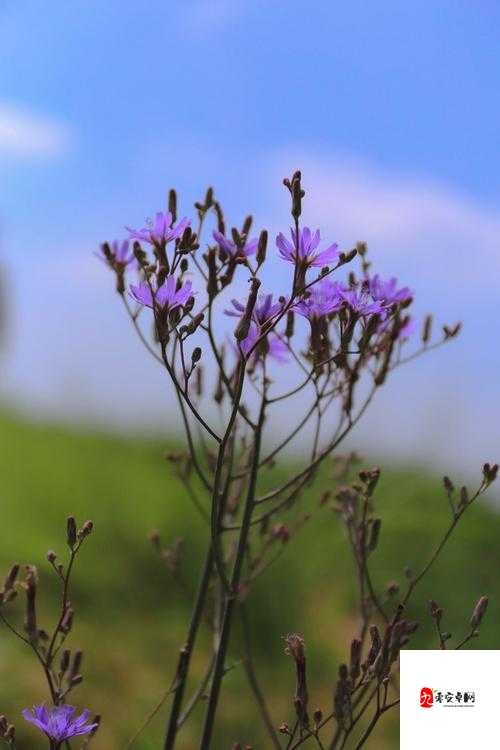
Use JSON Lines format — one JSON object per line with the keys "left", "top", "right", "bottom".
{"left": 266, "top": 149, "right": 500, "bottom": 289}
{"left": 0, "top": 102, "right": 71, "bottom": 159}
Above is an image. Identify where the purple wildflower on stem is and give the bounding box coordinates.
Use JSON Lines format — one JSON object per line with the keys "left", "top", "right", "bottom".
{"left": 129, "top": 276, "right": 194, "bottom": 311}
{"left": 340, "top": 288, "right": 385, "bottom": 317}
{"left": 22, "top": 705, "right": 97, "bottom": 747}
{"left": 213, "top": 230, "right": 258, "bottom": 259}
{"left": 368, "top": 275, "right": 413, "bottom": 306}
{"left": 225, "top": 293, "right": 285, "bottom": 327}
{"left": 294, "top": 279, "right": 345, "bottom": 320}
{"left": 127, "top": 211, "right": 190, "bottom": 246}
{"left": 102, "top": 240, "right": 134, "bottom": 266}
{"left": 276, "top": 227, "right": 339, "bottom": 268}
{"left": 239, "top": 323, "right": 289, "bottom": 365}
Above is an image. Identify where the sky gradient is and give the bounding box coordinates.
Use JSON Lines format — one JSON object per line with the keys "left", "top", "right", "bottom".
{"left": 1, "top": 0, "right": 499, "bottom": 478}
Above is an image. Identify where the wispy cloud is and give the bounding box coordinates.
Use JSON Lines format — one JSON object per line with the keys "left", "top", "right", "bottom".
{"left": 0, "top": 102, "right": 71, "bottom": 159}
{"left": 267, "top": 149, "right": 500, "bottom": 290}
{"left": 176, "top": 0, "right": 249, "bottom": 35}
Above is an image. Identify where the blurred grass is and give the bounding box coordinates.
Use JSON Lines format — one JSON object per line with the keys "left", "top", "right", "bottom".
{"left": 0, "top": 409, "right": 499, "bottom": 749}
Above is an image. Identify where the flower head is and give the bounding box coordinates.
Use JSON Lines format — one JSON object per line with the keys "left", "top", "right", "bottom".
{"left": 239, "top": 323, "right": 289, "bottom": 365}
{"left": 276, "top": 227, "right": 339, "bottom": 268}
{"left": 368, "top": 275, "right": 413, "bottom": 306}
{"left": 340, "top": 288, "right": 384, "bottom": 317}
{"left": 127, "top": 212, "right": 190, "bottom": 246}
{"left": 22, "top": 705, "right": 97, "bottom": 745}
{"left": 213, "top": 230, "right": 258, "bottom": 258}
{"left": 103, "top": 240, "right": 134, "bottom": 266}
{"left": 130, "top": 276, "right": 194, "bottom": 310}
{"left": 225, "top": 293, "right": 285, "bottom": 327}
{"left": 295, "top": 279, "right": 345, "bottom": 320}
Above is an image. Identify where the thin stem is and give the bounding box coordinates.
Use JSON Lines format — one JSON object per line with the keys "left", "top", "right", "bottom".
{"left": 163, "top": 546, "right": 214, "bottom": 750}
{"left": 240, "top": 605, "right": 281, "bottom": 750}
{"left": 199, "top": 394, "right": 266, "bottom": 748}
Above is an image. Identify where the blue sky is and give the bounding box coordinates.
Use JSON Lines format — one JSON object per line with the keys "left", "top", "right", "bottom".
{"left": 1, "top": 0, "right": 499, "bottom": 477}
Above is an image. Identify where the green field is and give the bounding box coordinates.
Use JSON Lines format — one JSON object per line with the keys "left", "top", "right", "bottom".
{"left": 1, "top": 410, "right": 498, "bottom": 749}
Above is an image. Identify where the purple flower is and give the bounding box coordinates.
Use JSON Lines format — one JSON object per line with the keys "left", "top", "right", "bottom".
{"left": 130, "top": 276, "right": 194, "bottom": 310}
{"left": 127, "top": 212, "right": 190, "bottom": 246}
{"left": 22, "top": 704, "right": 97, "bottom": 745}
{"left": 102, "top": 240, "right": 134, "bottom": 266}
{"left": 276, "top": 227, "right": 339, "bottom": 268}
{"left": 213, "top": 230, "right": 258, "bottom": 258}
{"left": 368, "top": 275, "right": 413, "bottom": 306}
{"left": 239, "top": 323, "right": 289, "bottom": 364}
{"left": 225, "top": 293, "right": 285, "bottom": 327}
{"left": 340, "top": 288, "right": 384, "bottom": 317}
{"left": 295, "top": 279, "right": 345, "bottom": 320}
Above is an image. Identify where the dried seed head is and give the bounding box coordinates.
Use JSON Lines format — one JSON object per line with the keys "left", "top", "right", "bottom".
{"left": 80, "top": 520, "right": 94, "bottom": 539}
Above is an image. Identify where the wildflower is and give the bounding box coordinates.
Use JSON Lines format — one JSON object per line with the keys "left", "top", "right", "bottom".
{"left": 276, "top": 227, "right": 339, "bottom": 268}
{"left": 225, "top": 293, "right": 285, "bottom": 327}
{"left": 368, "top": 275, "right": 412, "bottom": 306}
{"left": 239, "top": 323, "right": 289, "bottom": 364}
{"left": 127, "top": 212, "right": 190, "bottom": 246}
{"left": 294, "top": 279, "right": 345, "bottom": 320}
{"left": 213, "top": 230, "right": 258, "bottom": 258}
{"left": 340, "top": 288, "right": 384, "bottom": 317}
{"left": 101, "top": 240, "right": 134, "bottom": 267}
{"left": 130, "top": 276, "right": 194, "bottom": 310}
{"left": 22, "top": 705, "right": 97, "bottom": 746}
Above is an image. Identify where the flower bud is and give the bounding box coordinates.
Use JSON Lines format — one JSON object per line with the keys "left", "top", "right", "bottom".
{"left": 3, "top": 564, "right": 19, "bottom": 592}
{"left": 422, "top": 315, "right": 433, "bottom": 344}
{"left": 470, "top": 595, "right": 489, "bottom": 630}
{"left": 67, "top": 516, "right": 77, "bottom": 549}
{"left": 168, "top": 189, "right": 177, "bottom": 223}
{"left": 256, "top": 230, "right": 267, "bottom": 266}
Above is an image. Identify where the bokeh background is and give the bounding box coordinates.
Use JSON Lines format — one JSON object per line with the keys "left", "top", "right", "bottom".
{"left": 1, "top": 2, "right": 499, "bottom": 748}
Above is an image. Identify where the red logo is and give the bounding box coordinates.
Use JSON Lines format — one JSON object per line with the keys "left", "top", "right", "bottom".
{"left": 420, "top": 687, "right": 434, "bottom": 708}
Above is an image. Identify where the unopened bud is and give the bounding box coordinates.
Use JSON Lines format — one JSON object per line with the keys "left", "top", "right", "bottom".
{"left": 368, "top": 518, "right": 382, "bottom": 552}
{"left": 67, "top": 517, "right": 77, "bottom": 549}
{"left": 482, "top": 463, "right": 499, "bottom": 485}
{"left": 256, "top": 230, "right": 267, "bottom": 266}
{"left": 168, "top": 189, "right": 177, "bottom": 223}
{"left": 470, "top": 596, "right": 489, "bottom": 630}
{"left": 4, "top": 564, "right": 19, "bottom": 592}
{"left": 422, "top": 315, "right": 433, "bottom": 344}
